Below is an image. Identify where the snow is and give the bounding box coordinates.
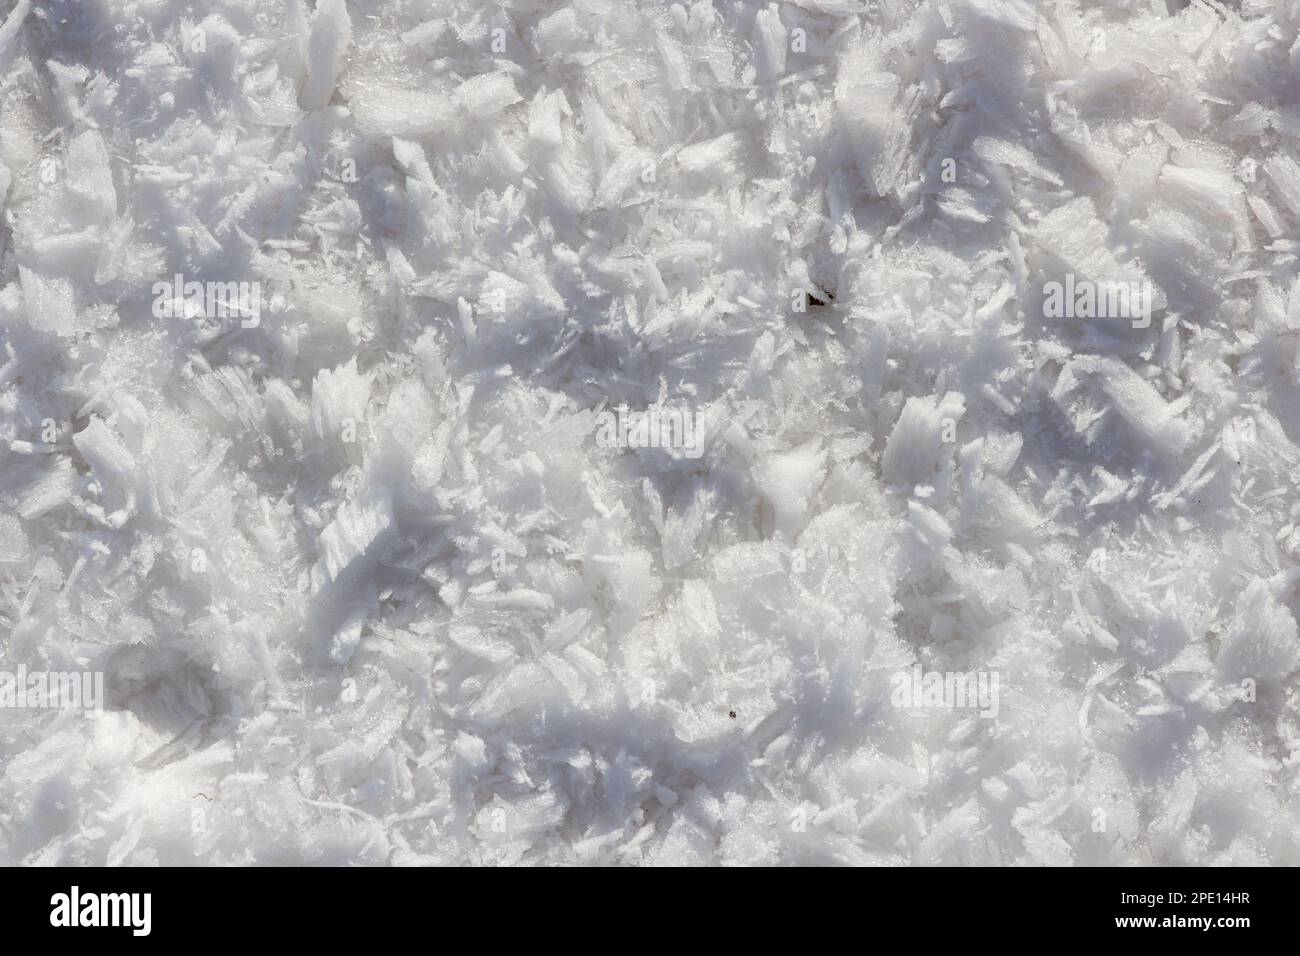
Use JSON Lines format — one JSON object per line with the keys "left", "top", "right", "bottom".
{"left": 1, "top": 0, "right": 1299, "bottom": 867}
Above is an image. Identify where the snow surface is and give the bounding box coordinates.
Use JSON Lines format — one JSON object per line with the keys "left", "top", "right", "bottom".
{"left": 1, "top": 0, "right": 1300, "bottom": 866}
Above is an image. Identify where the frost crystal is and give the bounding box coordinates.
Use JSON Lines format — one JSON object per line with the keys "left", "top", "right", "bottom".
{"left": 0, "top": 0, "right": 1297, "bottom": 869}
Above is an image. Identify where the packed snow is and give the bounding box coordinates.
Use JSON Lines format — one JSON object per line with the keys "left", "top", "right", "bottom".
{"left": 1, "top": 0, "right": 1299, "bottom": 865}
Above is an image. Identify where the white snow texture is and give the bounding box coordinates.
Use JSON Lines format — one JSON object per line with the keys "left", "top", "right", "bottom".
{"left": 1, "top": 0, "right": 1299, "bottom": 866}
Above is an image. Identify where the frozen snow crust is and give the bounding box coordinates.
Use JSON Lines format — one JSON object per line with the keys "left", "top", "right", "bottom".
{"left": 2, "top": 0, "right": 1299, "bottom": 865}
